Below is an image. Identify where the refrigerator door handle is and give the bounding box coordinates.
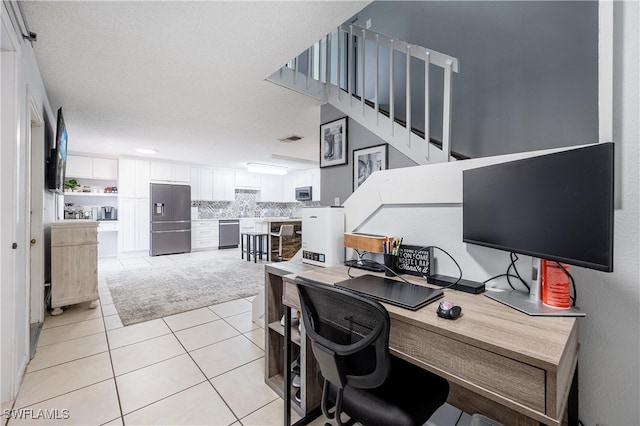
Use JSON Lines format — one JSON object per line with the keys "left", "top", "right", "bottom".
{"left": 151, "top": 229, "right": 191, "bottom": 234}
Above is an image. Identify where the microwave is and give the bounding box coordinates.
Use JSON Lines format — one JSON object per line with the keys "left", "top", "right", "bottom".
{"left": 295, "top": 186, "right": 312, "bottom": 201}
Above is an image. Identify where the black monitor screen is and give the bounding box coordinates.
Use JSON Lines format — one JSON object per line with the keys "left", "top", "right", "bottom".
{"left": 463, "top": 143, "right": 614, "bottom": 272}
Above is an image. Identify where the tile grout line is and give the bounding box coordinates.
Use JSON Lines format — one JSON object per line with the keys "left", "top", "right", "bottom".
{"left": 100, "top": 298, "right": 126, "bottom": 425}
{"left": 159, "top": 316, "right": 240, "bottom": 426}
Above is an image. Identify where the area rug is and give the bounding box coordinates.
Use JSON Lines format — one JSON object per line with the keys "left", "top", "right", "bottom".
{"left": 105, "top": 257, "right": 267, "bottom": 326}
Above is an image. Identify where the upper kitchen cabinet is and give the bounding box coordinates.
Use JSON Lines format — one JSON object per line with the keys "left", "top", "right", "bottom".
{"left": 213, "top": 170, "right": 235, "bottom": 201}
{"left": 191, "top": 168, "right": 234, "bottom": 201}
{"left": 118, "top": 158, "right": 150, "bottom": 198}
{"left": 190, "top": 167, "right": 213, "bottom": 201}
{"left": 234, "top": 171, "right": 261, "bottom": 189}
{"left": 150, "top": 161, "right": 191, "bottom": 184}
{"left": 66, "top": 155, "right": 118, "bottom": 180}
{"left": 259, "top": 174, "right": 286, "bottom": 202}
{"left": 293, "top": 169, "right": 321, "bottom": 202}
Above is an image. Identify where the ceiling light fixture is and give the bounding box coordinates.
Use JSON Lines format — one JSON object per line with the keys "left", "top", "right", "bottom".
{"left": 136, "top": 148, "right": 157, "bottom": 154}
{"left": 247, "top": 163, "right": 287, "bottom": 175}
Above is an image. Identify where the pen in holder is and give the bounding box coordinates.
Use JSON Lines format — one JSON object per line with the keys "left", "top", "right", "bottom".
{"left": 383, "top": 253, "right": 398, "bottom": 277}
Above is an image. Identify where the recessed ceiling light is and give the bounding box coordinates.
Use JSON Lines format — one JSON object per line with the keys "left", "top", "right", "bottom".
{"left": 247, "top": 163, "right": 287, "bottom": 175}
{"left": 136, "top": 148, "right": 157, "bottom": 154}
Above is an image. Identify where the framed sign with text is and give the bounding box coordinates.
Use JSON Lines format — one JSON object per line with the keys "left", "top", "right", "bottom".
{"left": 395, "top": 245, "right": 432, "bottom": 277}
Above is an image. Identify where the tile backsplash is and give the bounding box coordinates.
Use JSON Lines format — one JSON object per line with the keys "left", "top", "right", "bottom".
{"left": 192, "top": 189, "right": 319, "bottom": 219}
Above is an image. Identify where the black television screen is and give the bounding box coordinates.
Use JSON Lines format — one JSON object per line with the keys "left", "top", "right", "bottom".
{"left": 463, "top": 143, "right": 614, "bottom": 272}
{"left": 47, "top": 107, "right": 68, "bottom": 194}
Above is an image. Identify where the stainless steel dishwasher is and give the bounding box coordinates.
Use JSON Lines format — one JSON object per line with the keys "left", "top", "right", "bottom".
{"left": 219, "top": 219, "right": 240, "bottom": 248}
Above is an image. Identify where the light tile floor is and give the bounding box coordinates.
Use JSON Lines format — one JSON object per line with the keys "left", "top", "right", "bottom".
{"left": 4, "top": 249, "right": 468, "bottom": 426}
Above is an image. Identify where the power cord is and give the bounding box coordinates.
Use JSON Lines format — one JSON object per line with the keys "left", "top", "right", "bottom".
{"left": 453, "top": 409, "right": 464, "bottom": 426}
{"left": 556, "top": 261, "right": 577, "bottom": 307}
{"left": 508, "top": 252, "right": 530, "bottom": 291}
{"left": 428, "top": 245, "right": 463, "bottom": 289}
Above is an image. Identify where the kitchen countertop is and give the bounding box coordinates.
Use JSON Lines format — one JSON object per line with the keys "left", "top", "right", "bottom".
{"left": 193, "top": 217, "right": 301, "bottom": 221}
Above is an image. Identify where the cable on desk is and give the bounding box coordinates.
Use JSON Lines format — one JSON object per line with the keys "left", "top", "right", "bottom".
{"left": 484, "top": 273, "right": 524, "bottom": 285}
{"left": 345, "top": 251, "right": 415, "bottom": 284}
{"left": 429, "top": 245, "right": 463, "bottom": 289}
{"left": 507, "top": 252, "right": 530, "bottom": 291}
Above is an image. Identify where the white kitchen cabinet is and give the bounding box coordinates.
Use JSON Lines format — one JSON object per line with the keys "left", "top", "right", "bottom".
{"left": 192, "top": 220, "right": 219, "bottom": 250}
{"left": 260, "top": 174, "right": 285, "bottom": 202}
{"left": 150, "top": 161, "right": 191, "bottom": 184}
{"left": 282, "top": 173, "right": 297, "bottom": 202}
{"left": 213, "top": 170, "right": 235, "bottom": 201}
{"left": 190, "top": 167, "right": 214, "bottom": 201}
{"left": 310, "top": 168, "right": 321, "bottom": 201}
{"left": 118, "top": 197, "right": 150, "bottom": 254}
{"left": 118, "top": 158, "right": 150, "bottom": 198}
{"left": 66, "top": 155, "right": 93, "bottom": 178}
{"left": 234, "top": 171, "right": 261, "bottom": 189}
{"left": 66, "top": 155, "right": 118, "bottom": 180}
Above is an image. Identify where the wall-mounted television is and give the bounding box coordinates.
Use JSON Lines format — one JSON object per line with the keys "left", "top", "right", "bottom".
{"left": 46, "top": 107, "right": 68, "bottom": 194}
{"left": 463, "top": 142, "right": 615, "bottom": 272}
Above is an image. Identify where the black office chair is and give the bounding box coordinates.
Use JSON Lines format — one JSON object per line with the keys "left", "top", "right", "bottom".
{"left": 296, "top": 276, "right": 450, "bottom": 426}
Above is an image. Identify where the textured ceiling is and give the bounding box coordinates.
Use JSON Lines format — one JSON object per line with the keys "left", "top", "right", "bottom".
{"left": 21, "top": 1, "right": 369, "bottom": 171}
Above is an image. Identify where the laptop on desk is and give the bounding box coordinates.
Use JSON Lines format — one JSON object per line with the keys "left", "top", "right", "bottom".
{"left": 335, "top": 274, "right": 444, "bottom": 311}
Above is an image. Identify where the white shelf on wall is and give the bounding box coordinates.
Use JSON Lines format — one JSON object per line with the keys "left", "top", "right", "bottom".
{"left": 64, "top": 192, "right": 118, "bottom": 197}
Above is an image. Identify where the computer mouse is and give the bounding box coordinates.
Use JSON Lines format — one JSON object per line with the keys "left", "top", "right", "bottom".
{"left": 437, "top": 301, "right": 462, "bottom": 319}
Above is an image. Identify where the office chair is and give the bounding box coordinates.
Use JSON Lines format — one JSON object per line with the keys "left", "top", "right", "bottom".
{"left": 296, "top": 277, "right": 450, "bottom": 426}
{"left": 270, "top": 224, "right": 294, "bottom": 259}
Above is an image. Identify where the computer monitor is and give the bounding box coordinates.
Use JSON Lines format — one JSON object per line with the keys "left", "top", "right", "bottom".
{"left": 463, "top": 142, "right": 615, "bottom": 315}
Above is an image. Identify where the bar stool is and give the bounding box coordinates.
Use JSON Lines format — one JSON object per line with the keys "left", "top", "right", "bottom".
{"left": 270, "top": 224, "right": 294, "bottom": 260}
{"left": 241, "top": 231, "right": 269, "bottom": 263}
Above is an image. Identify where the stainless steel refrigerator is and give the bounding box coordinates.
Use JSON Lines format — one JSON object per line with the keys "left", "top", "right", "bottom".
{"left": 150, "top": 183, "right": 191, "bottom": 256}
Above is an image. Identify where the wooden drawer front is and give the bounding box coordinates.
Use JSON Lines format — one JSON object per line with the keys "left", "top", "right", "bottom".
{"left": 390, "top": 322, "right": 546, "bottom": 413}
{"left": 283, "top": 278, "right": 301, "bottom": 310}
{"left": 52, "top": 226, "right": 98, "bottom": 245}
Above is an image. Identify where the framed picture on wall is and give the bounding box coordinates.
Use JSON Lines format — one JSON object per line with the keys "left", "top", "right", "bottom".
{"left": 319, "top": 117, "right": 348, "bottom": 168}
{"left": 353, "top": 144, "right": 388, "bottom": 191}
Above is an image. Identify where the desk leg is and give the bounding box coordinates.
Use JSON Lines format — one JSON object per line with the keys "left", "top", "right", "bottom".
{"left": 284, "top": 305, "right": 291, "bottom": 426}
{"left": 568, "top": 363, "right": 578, "bottom": 426}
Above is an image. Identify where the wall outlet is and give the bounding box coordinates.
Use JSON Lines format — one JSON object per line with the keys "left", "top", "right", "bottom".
{"left": 366, "top": 19, "right": 372, "bottom": 29}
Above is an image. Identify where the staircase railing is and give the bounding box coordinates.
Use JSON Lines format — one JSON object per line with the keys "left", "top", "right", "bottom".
{"left": 267, "top": 23, "right": 460, "bottom": 165}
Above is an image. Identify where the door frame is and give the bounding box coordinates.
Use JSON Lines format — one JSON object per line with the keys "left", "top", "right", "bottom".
{"left": 28, "top": 90, "right": 45, "bottom": 326}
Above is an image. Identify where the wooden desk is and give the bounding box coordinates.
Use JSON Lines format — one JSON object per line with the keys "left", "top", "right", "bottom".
{"left": 278, "top": 265, "right": 579, "bottom": 426}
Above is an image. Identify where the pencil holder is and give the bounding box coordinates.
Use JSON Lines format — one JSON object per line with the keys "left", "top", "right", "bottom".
{"left": 383, "top": 254, "right": 398, "bottom": 277}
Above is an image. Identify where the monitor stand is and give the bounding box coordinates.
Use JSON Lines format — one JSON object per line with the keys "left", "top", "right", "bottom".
{"left": 485, "top": 290, "right": 585, "bottom": 317}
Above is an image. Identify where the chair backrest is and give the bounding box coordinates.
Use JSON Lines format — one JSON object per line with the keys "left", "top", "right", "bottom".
{"left": 280, "top": 224, "right": 294, "bottom": 237}
{"left": 296, "top": 276, "right": 391, "bottom": 390}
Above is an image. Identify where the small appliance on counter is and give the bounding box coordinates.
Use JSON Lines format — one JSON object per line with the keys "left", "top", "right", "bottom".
{"left": 101, "top": 206, "right": 117, "bottom": 220}
{"left": 301, "top": 206, "right": 344, "bottom": 267}
{"left": 64, "top": 204, "right": 85, "bottom": 219}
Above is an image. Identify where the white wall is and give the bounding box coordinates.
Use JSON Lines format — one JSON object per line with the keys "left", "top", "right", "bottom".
{"left": 576, "top": 1, "right": 639, "bottom": 423}
{"left": 1, "top": 3, "right": 55, "bottom": 403}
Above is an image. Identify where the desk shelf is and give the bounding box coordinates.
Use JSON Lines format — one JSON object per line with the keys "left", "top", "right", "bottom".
{"left": 268, "top": 321, "right": 302, "bottom": 346}
{"left": 264, "top": 264, "right": 322, "bottom": 417}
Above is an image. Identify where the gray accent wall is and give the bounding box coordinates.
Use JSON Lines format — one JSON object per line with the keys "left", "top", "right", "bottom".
{"left": 321, "top": 1, "right": 599, "bottom": 204}
{"left": 351, "top": 1, "right": 599, "bottom": 159}
{"left": 320, "top": 104, "right": 417, "bottom": 206}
